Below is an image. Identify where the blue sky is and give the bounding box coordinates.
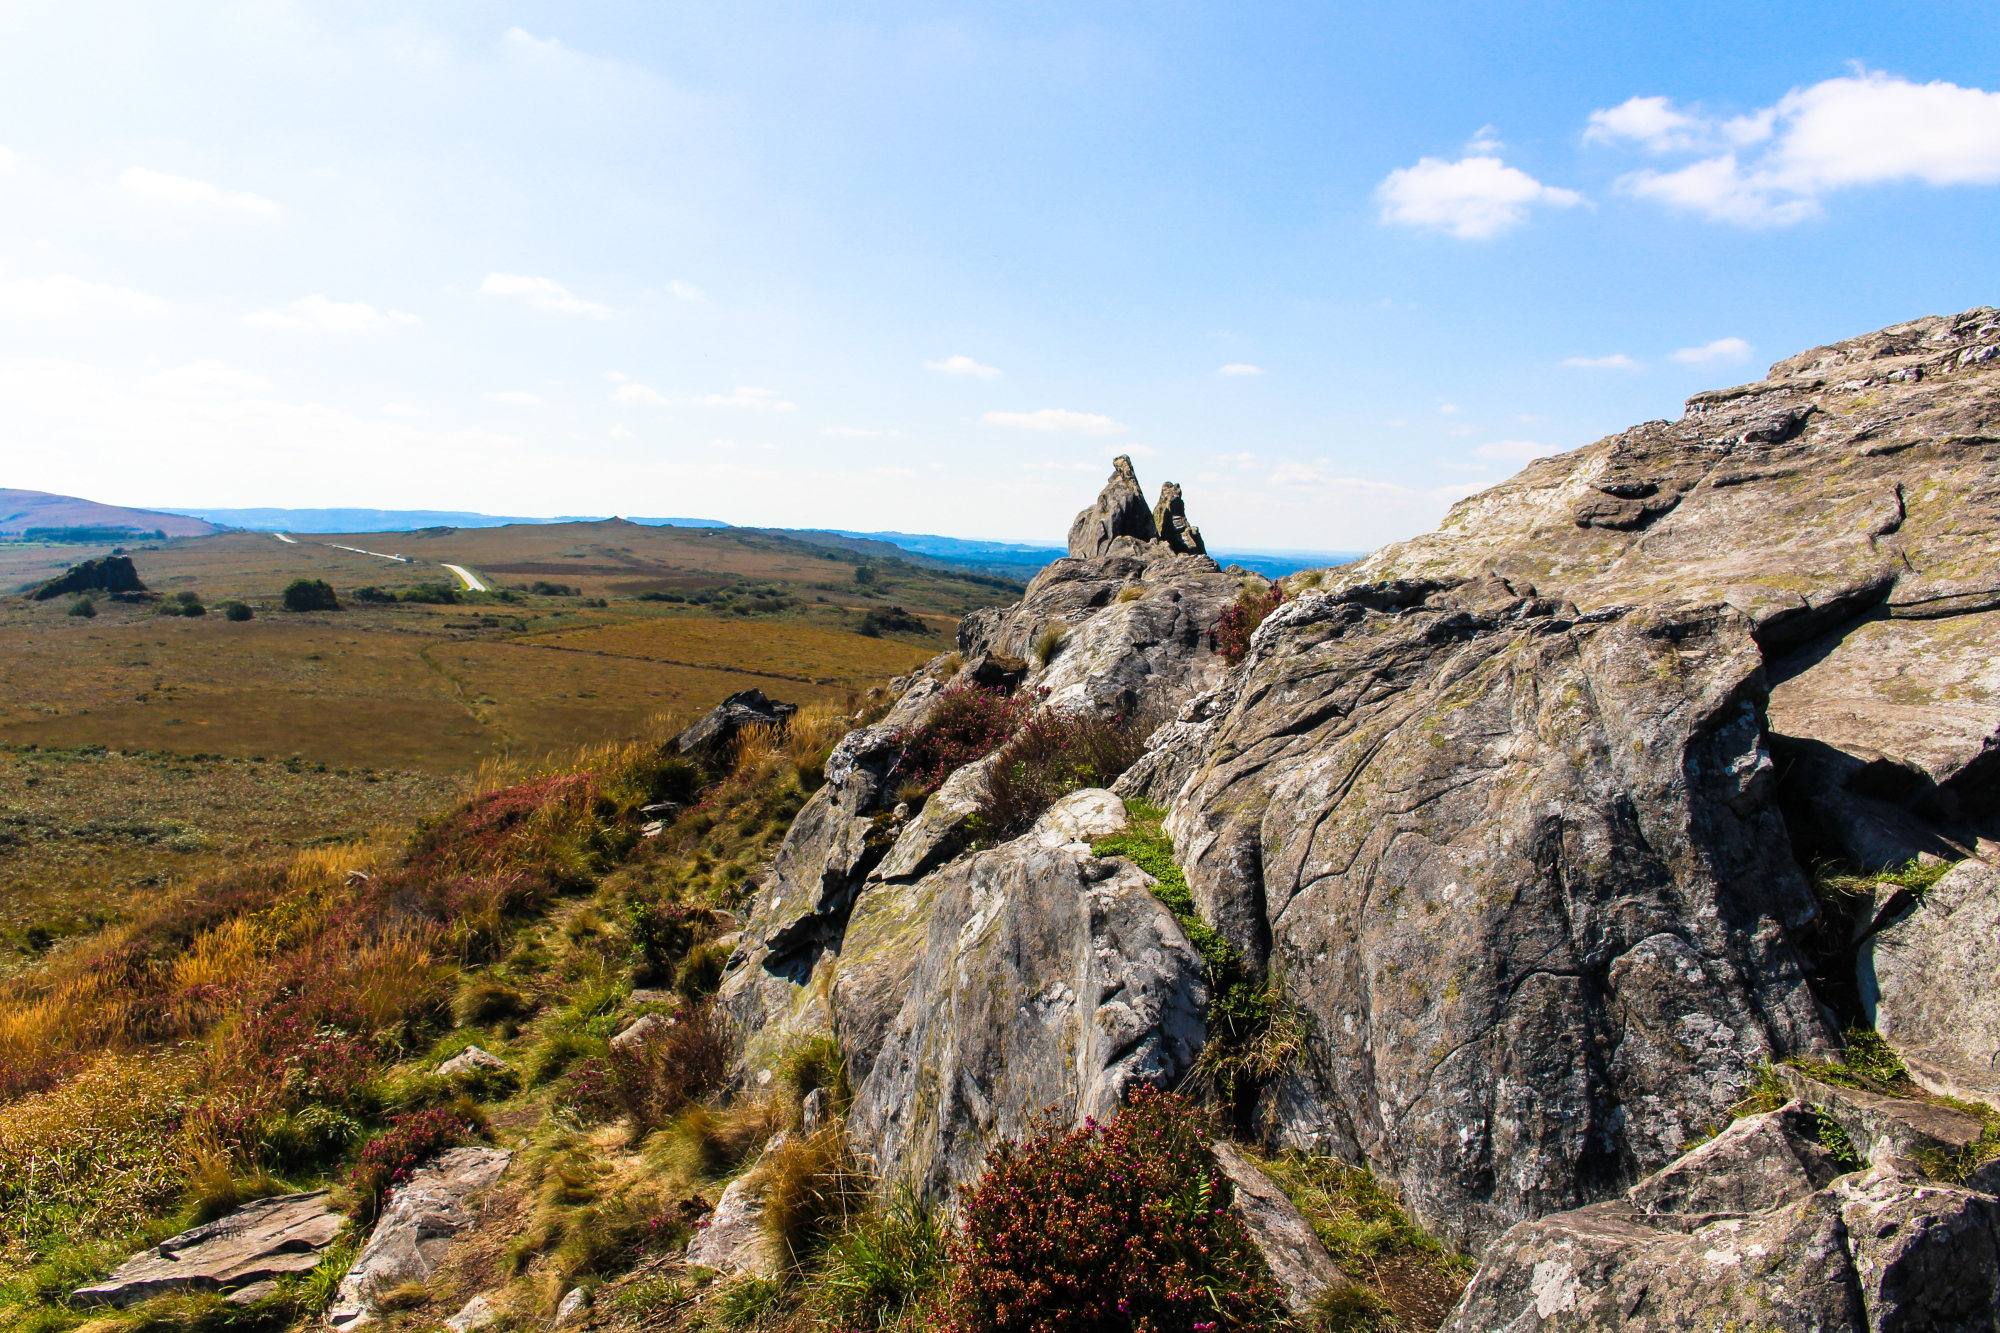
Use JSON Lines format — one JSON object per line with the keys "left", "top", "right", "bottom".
{"left": 2, "top": 2, "right": 1997, "bottom": 550}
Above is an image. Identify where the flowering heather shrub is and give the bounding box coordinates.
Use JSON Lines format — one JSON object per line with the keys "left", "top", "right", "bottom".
{"left": 977, "top": 709, "right": 1151, "bottom": 838}
{"left": 348, "top": 1107, "right": 481, "bottom": 1222}
{"left": 939, "top": 1086, "right": 1283, "bottom": 1332}
{"left": 405, "top": 774, "right": 612, "bottom": 888}
{"left": 1214, "top": 581, "right": 1287, "bottom": 666}
{"left": 891, "top": 685, "right": 1034, "bottom": 795}
{"left": 564, "top": 1004, "right": 730, "bottom": 1132}
{"left": 233, "top": 1003, "right": 376, "bottom": 1112}
{"left": 627, "top": 899, "right": 721, "bottom": 983}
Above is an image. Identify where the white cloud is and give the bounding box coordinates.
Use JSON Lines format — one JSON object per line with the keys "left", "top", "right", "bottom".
{"left": 1216, "top": 451, "right": 1258, "bottom": 467}
{"left": 118, "top": 167, "right": 279, "bottom": 217}
{"left": 1117, "top": 443, "right": 1158, "bottom": 457}
{"left": 0, "top": 272, "right": 165, "bottom": 318}
{"left": 983, "top": 408, "right": 1126, "bottom": 434}
{"left": 613, "top": 384, "right": 671, "bottom": 406}
{"left": 1467, "top": 125, "right": 1504, "bottom": 152}
{"left": 666, "top": 280, "right": 706, "bottom": 302}
{"left": 604, "top": 370, "right": 628, "bottom": 382}
{"left": 382, "top": 403, "right": 426, "bottom": 417}
{"left": 1376, "top": 156, "right": 1583, "bottom": 238}
{"left": 1563, "top": 353, "right": 1643, "bottom": 369}
{"left": 140, "top": 360, "right": 274, "bottom": 397}
{"left": 609, "top": 424, "right": 634, "bottom": 438}
{"left": 1670, "top": 336, "right": 1753, "bottom": 364}
{"left": 1021, "top": 460, "right": 1100, "bottom": 471}
{"left": 710, "top": 438, "right": 739, "bottom": 450}
{"left": 871, "top": 467, "right": 916, "bottom": 478}
{"left": 925, "top": 354, "right": 1002, "bottom": 379}
{"left": 823, "top": 426, "right": 880, "bottom": 437}
{"left": 488, "top": 391, "right": 543, "bottom": 406}
{"left": 686, "top": 386, "right": 797, "bottom": 411}
{"left": 1384, "top": 418, "right": 1407, "bottom": 427}
{"left": 481, "top": 271, "right": 611, "bottom": 317}
{"left": 246, "top": 294, "right": 419, "bottom": 331}
{"left": 1472, "top": 439, "right": 1557, "bottom": 460}
{"left": 1604, "top": 72, "right": 2000, "bottom": 226}
{"left": 1437, "top": 403, "right": 1461, "bottom": 414}
{"left": 1218, "top": 363, "right": 1264, "bottom": 376}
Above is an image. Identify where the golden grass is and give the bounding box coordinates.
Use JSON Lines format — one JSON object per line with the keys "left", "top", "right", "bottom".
{"left": 530, "top": 616, "right": 938, "bottom": 685}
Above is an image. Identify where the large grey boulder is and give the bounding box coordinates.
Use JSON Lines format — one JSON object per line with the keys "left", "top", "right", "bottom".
{"left": 1155, "top": 583, "right": 1832, "bottom": 1251}
{"left": 675, "top": 689, "right": 798, "bottom": 757}
{"left": 842, "top": 837, "right": 1208, "bottom": 1202}
{"left": 1443, "top": 1102, "right": 2000, "bottom": 1332}
{"left": 328, "top": 1147, "right": 512, "bottom": 1329}
{"left": 1863, "top": 860, "right": 2000, "bottom": 1104}
{"left": 74, "top": 1191, "right": 346, "bottom": 1307}
{"left": 1152, "top": 481, "right": 1206, "bottom": 556}
{"left": 1067, "top": 455, "right": 1158, "bottom": 557}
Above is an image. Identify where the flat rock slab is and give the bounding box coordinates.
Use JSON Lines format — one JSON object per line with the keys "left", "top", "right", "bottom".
{"left": 1864, "top": 860, "right": 2000, "bottom": 1105}
{"left": 684, "top": 1135, "right": 786, "bottom": 1277}
{"left": 1209, "top": 1143, "right": 1348, "bottom": 1315}
{"left": 1775, "top": 1065, "right": 1987, "bottom": 1167}
{"left": 75, "top": 1190, "right": 345, "bottom": 1307}
{"left": 328, "top": 1147, "right": 513, "bottom": 1330}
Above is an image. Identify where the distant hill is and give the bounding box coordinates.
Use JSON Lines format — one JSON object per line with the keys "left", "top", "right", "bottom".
{"left": 157, "top": 507, "right": 731, "bottom": 533}
{"left": 0, "top": 489, "right": 219, "bottom": 539}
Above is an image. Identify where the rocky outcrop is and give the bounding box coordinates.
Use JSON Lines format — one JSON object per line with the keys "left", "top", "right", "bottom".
{"left": 1445, "top": 1097, "right": 2000, "bottom": 1331}
{"left": 1152, "top": 482, "right": 1206, "bottom": 556}
{"left": 684, "top": 1137, "right": 785, "bottom": 1277}
{"left": 675, "top": 689, "right": 798, "bottom": 758}
{"left": 1067, "top": 455, "right": 1158, "bottom": 557}
{"left": 33, "top": 554, "right": 146, "bottom": 601}
{"left": 73, "top": 1191, "right": 346, "bottom": 1307}
{"left": 1863, "top": 860, "right": 2000, "bottom": 1103}
{"left": 1209, "top": 1143, "right": 1349, "bottom": 1315}
{"left": 328, "top": 1148, "right": 512, "bottom": 1330}
{"left": 840, "top": 793, "right": 1208, "bottom": 1200}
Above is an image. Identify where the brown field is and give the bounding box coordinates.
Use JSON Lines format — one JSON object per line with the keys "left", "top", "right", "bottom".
{"left": 0, "top": 744, "right": 459, "bottom": 966}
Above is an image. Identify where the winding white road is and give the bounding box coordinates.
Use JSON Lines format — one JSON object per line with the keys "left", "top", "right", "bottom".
{"left": 273, "top": 531, "right": 299, "bottom": 544}
{"left": 442, "top": 563, "right": 489, "bottom": 592}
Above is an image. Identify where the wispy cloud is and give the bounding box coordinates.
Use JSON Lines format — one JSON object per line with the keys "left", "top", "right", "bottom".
{"left": 925, "top": 354, "right": 1001, "bottom": 378}
{"left": 488, "top": 391, "right": 544, "bottom": 406}
{"left": 246, "top": 294, "right": 419, "bottom": 331}
{"left": 0, "top": 273, "right": 165, "bottom": 318}
{"left": 140, "top": 360, "right": 274, "bottom": 397}
{"left": 118, "top": 167, "right": 279, "bottom": 217}
{"left": 983, "top": 408, "right": 1125, "bottom": 434}
{"left": 481, "top": 272, "right": 611, "bottom": 317}
{"left": 1563, "top": 353, "right": 1643, "bottom": 369}
{"left": 1592, "top": 72, "right": 2000, "bottom": 226}
{"left": 1218, "top": 363, "right": 1264, "bottom": 376}
{"left": 614, "top": 383, "right": 796, "bottom": 411}
{"left": 666, "top": 279, "right": 706, "bottom": 302}
{"left": 1376, "top": 156, "right": 1582, "bottom": 238}
{"left": 1670, "top": 337, "right": 1753, "bottom": 364}
{"left": 821, "top": 426, "right": 909, "bottom": 438}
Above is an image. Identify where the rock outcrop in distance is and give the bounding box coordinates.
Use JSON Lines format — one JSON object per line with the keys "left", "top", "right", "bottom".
{"left": 719, "top": 309, "right": 2000, "bottom": 1326}
{"left": 32, "top": 554, "right": 147, "bottom": 600}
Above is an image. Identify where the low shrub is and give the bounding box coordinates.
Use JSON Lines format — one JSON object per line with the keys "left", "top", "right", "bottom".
{"left": 156, "top": 601, "right": 184, "bottom": 616}
{"left": 528, "top": 581, "right": 578, "bottom": 597}
{"left": 890, "top": 684, "right": 1033, "bottom": 796}
{"left": 529, "top": 1030, "right": 608, "bottom": 1086}
{"left": 351, "top": 586, "right": 397, "bottom": 604}
{"left": 67, "top": 597, "right": 95, "bottom": 618}
{"left": 627, "top": 900, "right": 720, "bottom": 984}
{"left": 776, "top": 1034, "right": 850, "bottom": 1129}
{"left": 938, "top": 1085, "right": 1283, "bottom": 1331}
{"left": 569, "top": 1005, "right": 730, "bottom": 1132}
{"left": 1216, "top": 581, "right": 1286, "bottom": 665}
{"left": 347, "top": 1107, "right": 483, "bottom": 1223}
{"left": 658, "top": 1100, "right": 779, "bottom": 1181}
{"left": 281, "top": 580, "right": 340, "bottom": 613}
{"left": 818, "top": 1188, "right": 946, "bottom": 1326}
{"left": 453, "top": 977, "right": 530, "bottom": 1027}
{"left": 976, "top": 708, "right": 1150, "bottom": 838}
{"left": 1032, "top": 623, "right": 1067, "bottom": 665}
{"left": 858, "top": 605, "right": 929, "bottom": 637}
{"left": 674, "top": 942, "right": 730, "bottom": 1000}
{"left": 222, "top": 601, "right": 253, "bottom": 622}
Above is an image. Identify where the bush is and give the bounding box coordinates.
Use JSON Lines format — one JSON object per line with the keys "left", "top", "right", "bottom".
{"left": 351, "top": 586, "right": 397, "bottom": 604}
{"left": 281, "top": 579, "right": 340, "bottom": 613}
{"left": 819, "top": 1189, "right": 947, "bottom": 1327}
{"left": 1216, "top": 581, "right": 1286, "bottom": 665}
{"left": 858, "top": 605, "right": 929, "bottom": 637}
{"left": 627, "top": 900, "right": 720, "bottom": 984}
{"left": 156, "top": 601, "right": 184, "bottom": 616}
{"left": 976, "top": 709, "right": 1151, "bottom": 838}
{"left": 453, "top": 977, "right": 529, "bottom": 1027}
{"left": 938, "top": 1086, "right": 1283, "bottom": 1331}
{"left": 567, "top": 1005, "right": 730, "bottom": 1132}
{"left": 66, "top": 597, "right": 95, "bottom": 617}
{"left": 660, "top": 1100, "right": 779, "bottom": 1181}
{"left": 636, "top": 590, "right": 683, "bottom": 603}
{"left": 347, "top": 1107, "right": 482, "bottom": 1222}
{"left": 222, "top": 601, "right": 253, "bottom": 622}
{"left": 529, "top": 581, "right": 578, "bottom": 596}
{"left": 399, "top": 584, "right": 460, "bottom": 605}
{"left": 760, "top": 1125, "right": 866, "bottom": 1270}
{"left": 890, "top": 684, "right": 1033, "bottom": 796}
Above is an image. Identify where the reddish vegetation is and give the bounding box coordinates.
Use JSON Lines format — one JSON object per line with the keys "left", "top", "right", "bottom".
{"left": 565, "top": 1004, "right": 732, "bottom": 1132}
{"left": 1214, "top": 581, "right": 1287, "bottom": 666}
{"left": 891, "top": 684, "right": 1035, "bottom": 794}
{"left": 348, "top": 1107, "right": 483, "bottom": 1222}
{"left": 940, "top": 1086, "right": 1283, "bottom": 1332}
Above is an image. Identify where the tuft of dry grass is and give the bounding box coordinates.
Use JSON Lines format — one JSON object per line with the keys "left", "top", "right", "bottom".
{"left": 760, "top": 1126, "right": 867, "bottom": 1271}
{"left": 655, "top": 1099, "right": 781, "bottom": 1182}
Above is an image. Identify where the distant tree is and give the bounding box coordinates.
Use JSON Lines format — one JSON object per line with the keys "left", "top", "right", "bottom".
{"left": 282, "top": 578, "right": 341, "bottom": 612}
{"left": 223, "top": 601, "right": 253, "bottom": 621}
{"left": 67, "top": 597, "right": 95, "bottom": 618}
{"left": 854, "top": 566, "right": 876, "bottom": 585}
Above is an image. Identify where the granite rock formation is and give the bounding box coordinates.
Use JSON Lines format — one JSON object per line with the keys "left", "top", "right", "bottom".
{"left": 329, "top": 1147, "right": 512, "bottom": 1329}
{"left": 715, "top": 310, "right": 2000, "bottom": 1317}
{"left": 73, "top": 1192, "right": 345, "bottom": 1307}
{"left": 33, "top": 554, "right": 146, "bottom": 601}
{"left": 676, "top": 689, "right": 798, "bottom": 758}
{"left": 1862, "top": 859, "right": 2000, "bottom": 1104}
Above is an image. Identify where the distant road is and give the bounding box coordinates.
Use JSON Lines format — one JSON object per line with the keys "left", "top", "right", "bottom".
{"left": 273, "top": 532, "right": 298, "bottom": 544}
{"left": 325, "top": 543, "right": 410, "bottom": 563}
{"left": 443, "top": 563, "right": 489, "bottom": 592}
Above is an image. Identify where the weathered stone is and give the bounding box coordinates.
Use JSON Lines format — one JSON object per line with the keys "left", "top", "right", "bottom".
{"left": 843, "top": 840, "right": 1207, "bottom": 1202}
{"left": 1152, "top": 482, "right": 1206, "bottom": 556}
{"left": 328, "top": 1147, "right": 512, "bottom": 1329}
{"left": 225, "top": 1280, "right": 279, "bottom": 1306}
{"left": 552, "top": 1287, "right": 589, "bottom": 1326}
{"left": 684, "top": 1136, "right": 786, "bottom": 1277}
{"left": 1029, "top": 787, "right": 1129, "bottom": 847}
{"left": 1863, "top": 859, "right": 2000, "bottom": 1104}
{"left": 73, "top": 1191, "right": 345, "bottom": 1307}
{"left": 675, "top": 689, "right": 798, "bottom": 757}
{"left": 33, "top": 554, "right": 146, "bottom": 601}
{"left": 1209, "top": 1142, "right": 1348, "bottom": 1315}
{"left": 1444, "top": 1102, "right": 2000, "bottom": 1332}
{"left": 801, "top": 1087, "right": 832, "bottom": 1134}
{"left": 869, "top": 753, "right": 998, "bottom": 883}
{"left": 1067, "top": 455, "right": 1158, "bottom": 558}
{"left": 1775, "top": 1064, "right": 1988, "bottom": 1170}
{"left": 445, "top": 1294, "right": 497, "bottom": 1333}
{"left": 610, "top": 1014, "right": 668, "bottom": 1052}
{"left": 435, "top": 1045, "right": 509, "bottom": 1078}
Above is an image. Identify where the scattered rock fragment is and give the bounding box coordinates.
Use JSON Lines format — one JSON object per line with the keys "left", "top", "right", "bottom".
{"left": 684, "top": 1135, "right": 787, "bottom": 1277}
{"left": 444, "top": 1294, "right": 497, "bottom": 1333}
{"left": 1209, "top": 1142, "right": 1348, "bottom": 1315}
{"left": 328, "top": 1147, "right": 513, "bottom": 1330}
{"left": 73, "top": 1191, "right": 345, "bottom": 1308}
{"left": 675, "top": 689, "right": 797, "bottom": 757}
{"left": 435, "top": 1045, "right": 509, "bottom": 1079}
